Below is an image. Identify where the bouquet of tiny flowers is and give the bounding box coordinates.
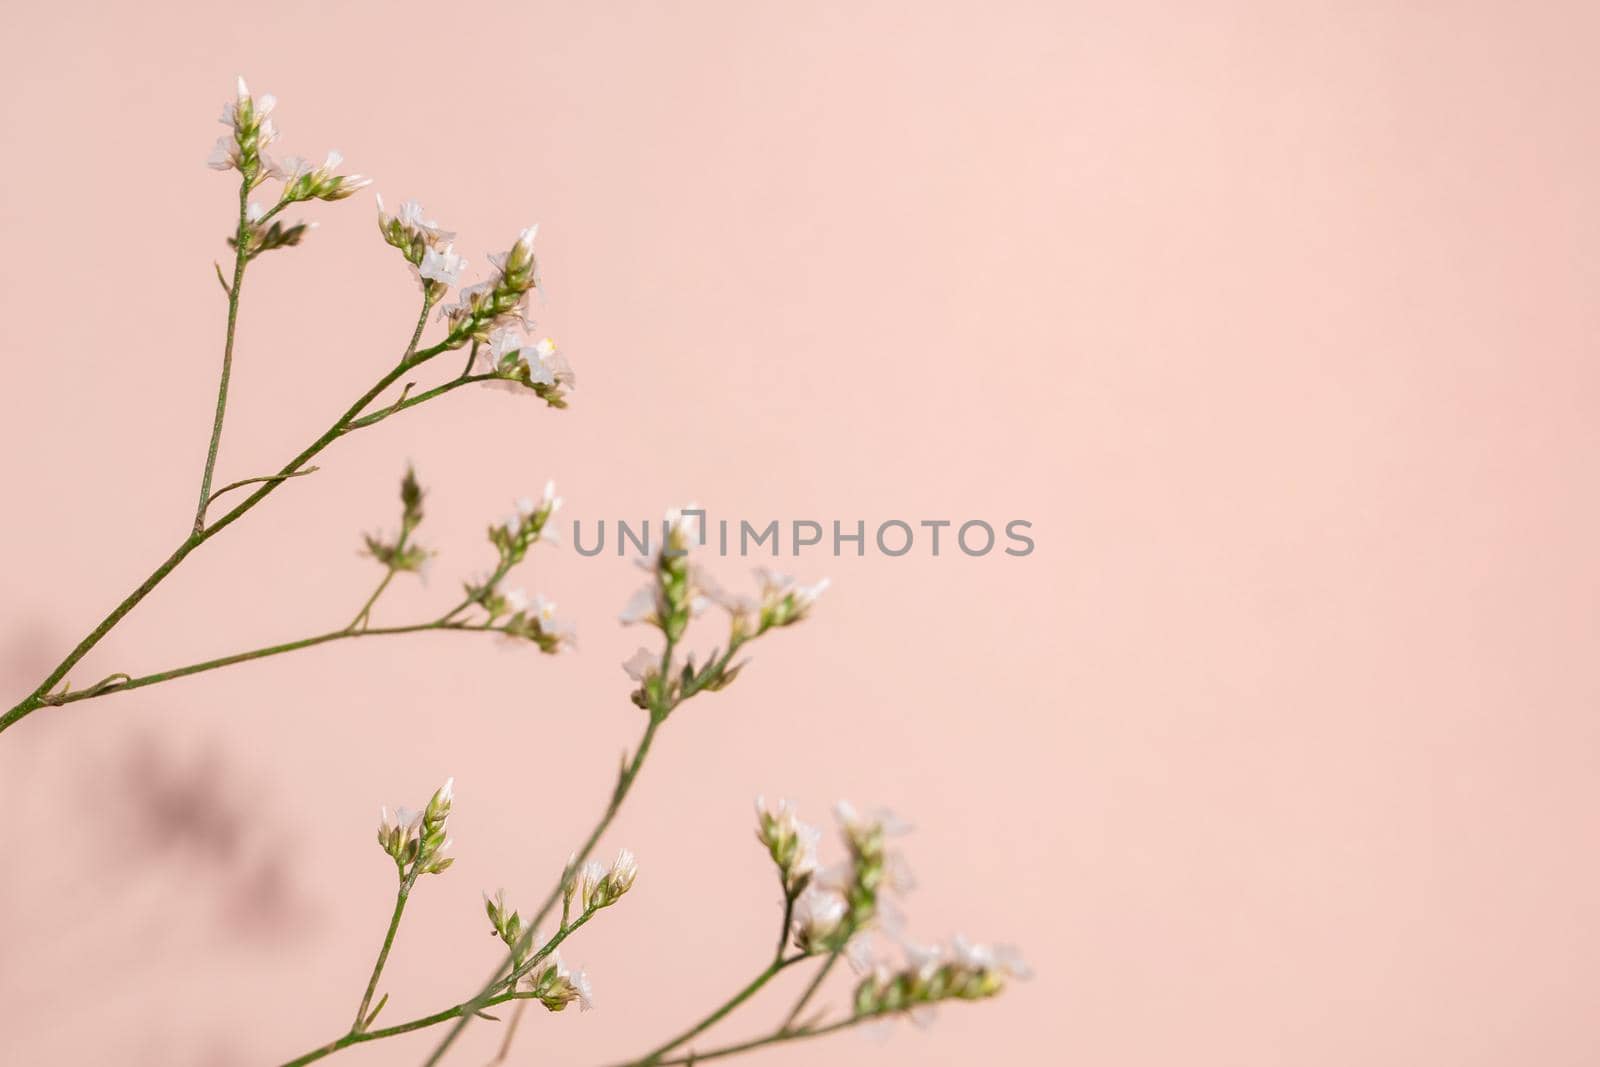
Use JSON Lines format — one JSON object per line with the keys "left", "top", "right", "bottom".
{"left": 3, "top": 78, "right": 1026, "bottom": 1066}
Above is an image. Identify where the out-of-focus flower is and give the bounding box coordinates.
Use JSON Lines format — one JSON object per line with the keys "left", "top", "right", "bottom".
{"left": 756, "top": 796, "right": 822, "bottom": 894}
{"left": 621, "top": 647, "right": 658, "bottom": 682}
{"left": 792, "top": 885, "right": 849, "bottom": 953}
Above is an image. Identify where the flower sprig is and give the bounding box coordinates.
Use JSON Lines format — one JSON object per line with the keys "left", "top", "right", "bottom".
{"left": 207, "top": 76, "right": 279, "bottom": 186}
{"left": 479, "top": 328, "right": 576, "bottom": 407}
{"left": 616, "top": 506, "right": 831, "bottom": 716}
{"left": 7, "top": 76, "right": 1026, "bottom": 1067}
{"left": 377, "top": 778, "right": 456, "bottom": 876}
{"left": 851, "top": 936, "right": 1031, "bottom": 1021}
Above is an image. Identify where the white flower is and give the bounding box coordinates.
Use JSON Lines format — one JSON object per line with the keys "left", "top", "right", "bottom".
{"left": 220, "top": 76, "right": 276, "bottom": 130}
{"left": 619, "top": 585, "right": 658, "bottom": 625}
{"left": 791, "top": 886, "right": 848, "bottom": 949}
{"left": 246, "top": 201, "right": 266, "bottom": 223}
{"left": 503, "top": 587, "right": 530, "bottom": 614}
{"left": 571, "top": 967, "right": 594, "bottom": 1011}
{"left": 835, "top": 800, "right": 911, "bottom": 838}
{"left": 950, "top": 936, "right": 1031, "bottom": 979}
{"left": 488, "top": 327, "right": 524, "bottom": 363}
{"left": 207, "top": 135, "right": 237, "bottom": 170}
{"left": 527, "top": 358, "right": 555, "bottom": 387}
{"left": 529, "top": 593, "right": 559, "bottom": 627}
{"left": 622, "top": 647, "right": 657, "bottom": 681}
{"left": 902, "top": 939, "right": 945, "bottom": 980}
{"left": 542, "top": 479, "right": 562, "bottom": 514}
{"left": 526, "top": 338, "right": 572, "bottom": 389}
{"left": 380, "top": 196, "right": 455, "bottom": 242}
{"left": 380, "top": 805, "right": 421, "bottom": 838}
{"left": 419, "top": 243, "right": 467, "bottom": 286}
{"left": 579, "top": 860, "right": 608, "bottom": 906}
{"left": 885, "top": 850, "right": 917, "bottom": 894}
{"left": 608, "top": 848, "right": 639, "bottom": 895}
{"left": 845, "top": 933, "right": 877, "bottom": 974}
{"left": 664, "top": 503, "right": 703, "bottom": 547}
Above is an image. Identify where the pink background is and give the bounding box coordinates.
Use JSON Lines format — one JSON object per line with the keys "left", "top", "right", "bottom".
{"left": 3, "top": 1, "right": 1599, "bottom": 1064}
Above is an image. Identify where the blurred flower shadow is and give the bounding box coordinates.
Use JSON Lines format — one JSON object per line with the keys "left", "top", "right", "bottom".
{"left": 91, "top": 730, "right": 320, "bottom": 940}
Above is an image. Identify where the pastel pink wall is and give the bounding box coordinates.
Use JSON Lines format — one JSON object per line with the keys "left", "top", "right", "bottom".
{"left": 3, "top": 1, "right": 1599, "bottom": 1064}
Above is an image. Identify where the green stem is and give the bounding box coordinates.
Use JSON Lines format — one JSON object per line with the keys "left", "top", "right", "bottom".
{"left": 194, "top": 178, "right": 253, "bottom": 534}
{"left": 353, "top": 868, "right": 418, "bottom": 1032}
{"left": 30, "top": 620, "right": 499, "bottom": 709}
{"left": 278, "top": 907, "right": 596, "bottom": 1067}
{"left": 349, "top": 568, "right": 399, "bottom": 632}
{"left": 342, "top": 374, "right": 493, "bottom": 432}
{"left": 349, "top": 519, "right": 413, "bottom": 632}
{"left": 626, "top": 956, "right": 806, "bottom": 1066}
{"left": 420, "top": 653, "right": 676, "bottom": 1065}
{"left": 628, "top": 1016, "right": 869, "bottom": 1067}
{"left": 0, "top": 302, "right": 446, "bottom": 736}
{"left": 276, "top": 991, "right": 530, "bottom": 1067}
{"left": 783, "top": 950, "right": 839, "bottom": 1029}
{"left": 775, "top": 887, "right": 796, "bottom": 962}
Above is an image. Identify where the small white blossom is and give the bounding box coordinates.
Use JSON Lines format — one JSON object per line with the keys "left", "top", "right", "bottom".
{"left": 846, "top": 932, "right": 877, "bottom": 974}
{"left": 578, "top": 860, "right": 608, "bottom": 906}
{"left": 378, "top": 195, "right": 455, "bottom": 243}
{"left": 487, "top": 327, "right": 523, "bottom": 365}
{"left": 622, "top": 647, "right": 658, "bottom": 681}
{"left": 619, "top": 585, "right": 658, "bottom": 625}
{"left": 792, "top": 886, "right": 848, "bottom": 950}
{"left": 207, "top": 135, "right": 237, "bottom": 170}
{"left": 529, "top": 593, "right": 556, "bottom": 624}
{"left": 835, "top": 800, "right": 911, "bottom": 838}
{"left": 379, "top": 805, "right": 421, "bottom": 837}
{"left": 419, "top": 243, "right": 467, "bottom": 286}
{"left": 950, "top": 936, "right": 1031, "bottom": 979}
{"left": 608, "top": 848, "right": 639, "bottom": 895}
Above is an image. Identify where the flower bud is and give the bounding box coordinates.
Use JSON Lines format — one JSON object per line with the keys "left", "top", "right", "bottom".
{"left": 208, "top": 76, "right": 278, "bottom": 184}
{"left": 524, "top": 951, "right": 594, "bottom": 1012}
{"left": 791, "top": 886, "right": 849, "bottom": 954}
{"left": 756, "top": 796, "right": 820, "bottom": 895}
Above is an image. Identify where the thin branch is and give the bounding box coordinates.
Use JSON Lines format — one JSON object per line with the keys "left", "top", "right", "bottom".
{"left": 1, "top": 297, "right": 452, "bottom": 735}
{"left": 206, "top": 466, "right": 321, "bottom": 505}
{"left": 628, "top": 1016, "right": 871, "bottom": 1067}
{"left": 342, "top": 374, "right": 493, "bottom": 433}
{"left": 353, "top": 867, "right": 420, "bottom": 1033}
{"left": 194, "top": 177, "right": 254, "bottom": 533}
{"left": 34, "top": 620, "right": 506, "bottom": 708}
{"left": 485, "top": 1001, "right": 529, "bottom": 1065}
{"left": 420, "top": 635, "right": 683, "bottom": 1064}
{"left": 342, "top": 381, "right": 417, "bottom": 433}
{"left": 782, "top": 950, "right": 839, "bottom": 1029}
{"left": 620, "top": 956, "right": 808, "bottom": 1067}
{"left": 276, "top": 905, "right": 599, "bottom": 1067}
